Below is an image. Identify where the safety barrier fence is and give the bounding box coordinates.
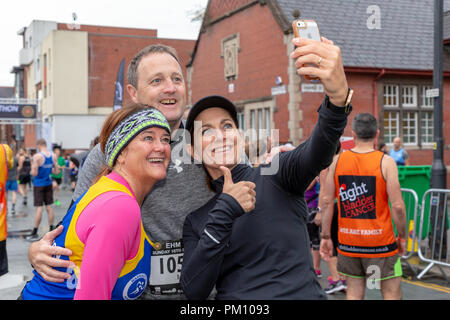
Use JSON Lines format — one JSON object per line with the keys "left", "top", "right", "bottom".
{"left": 401, "top": 188, "right": 449, "bottom": 281}
{"left": 416, "top": 189, "right": 449, "bottom": 281}
{"left": 400, "top": 188, "right": 419, "bottom": 275}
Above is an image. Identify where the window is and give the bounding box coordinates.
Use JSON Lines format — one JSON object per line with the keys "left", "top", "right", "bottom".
{"left": 237, "top": 112, "right": 245, "bottom": 131}
{"left": 247, "top": 106, "right": 272, "bottom": 142}
{"left": 222, "top": 34, "right": 240, "bottom": 81}
{"left": 421, "top": 111, "right": 433, "bottom": 144}
{"left": 265, "top": 108, "right": 271, "bottom": 132}
{"left": 401, "top": 86, "right": 417, "bottom": 107}
{"left": 250, "top": 110, "right": 256, "bottom": 140}
{"left": 382, "top": 83, "right": 433, "bottom": 147}
{"left": 244, "top": 102, "right": 273, "bottom": 164}
{"left": 402, "top": 111, "right": 417, "bottom": 144}
{"left": 383, "top": 84, "right": 398, "bottom": 107}
{"left": 420, "top": 86, "right": 433, "bottom": 108}
{"left": 383, "top": 111, "right": 399, "bottom": 143}
{"left": 258, "top": 109, "right": 263, "bottom": 130}
{"left": 43, "top": 54, "right": 47, "bottom": 98}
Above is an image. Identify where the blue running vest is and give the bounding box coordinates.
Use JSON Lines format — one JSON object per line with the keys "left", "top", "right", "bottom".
{"left": 33, "top": 152, "right": 53, "bottom": 187}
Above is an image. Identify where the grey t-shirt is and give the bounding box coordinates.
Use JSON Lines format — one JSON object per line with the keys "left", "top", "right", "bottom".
{"left": 73, "top": 127, "right": 215, "bottom": 300}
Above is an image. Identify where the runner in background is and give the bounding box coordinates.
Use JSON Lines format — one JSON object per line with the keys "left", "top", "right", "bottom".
{"left": 305, "top": 177, "right": 322, "bottom": 278}
{"left": 316, "top": 143, "right": 347, "bottom": 294}
{"left": 69, "top": 159, "right": 78, "bottom": 193}
{"left": 25, "top": 139, "right": 58, "bottom": 241}
{"left": 389, "top": 137, "right": 409, "bottom": 166}
{"left": 5, "top": 152, "right": 18, "bottom": 216}
{"left": 17, "top": 148, "right": 32, "bottom": 206}
{"left": 0, "top": 144, "right": 14, "bottom": 276}
{"left": 51, "top": 146, "right": 65, "bottom": 206}
{"left": 320, "top": 113, "right": 407, "bottom": 300}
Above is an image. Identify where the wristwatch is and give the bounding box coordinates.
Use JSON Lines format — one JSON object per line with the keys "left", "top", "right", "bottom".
{"left": 343, "top": 88, "right": 354, "bottom": 114}
{"left": 320, "top": 233, "right": 331, "bottom": 239}
{"left": 326, "top": 87, "right": 353, "bottom": 114}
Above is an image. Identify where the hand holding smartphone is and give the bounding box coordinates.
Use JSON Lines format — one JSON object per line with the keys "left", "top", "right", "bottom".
{"left": 292, "top": 19, "right": 322, "bottom": 80}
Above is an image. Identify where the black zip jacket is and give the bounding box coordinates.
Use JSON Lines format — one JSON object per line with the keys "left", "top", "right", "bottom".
{"left": 181, "top": 96, "right": 350, "bottom": 300}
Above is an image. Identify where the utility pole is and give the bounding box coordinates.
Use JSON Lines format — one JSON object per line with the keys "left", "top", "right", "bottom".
{"left": 430, "top": 0, "right": 447, "bottom": 260}
{"left": 431, "top": 0, "right": 446, "bottom": 189}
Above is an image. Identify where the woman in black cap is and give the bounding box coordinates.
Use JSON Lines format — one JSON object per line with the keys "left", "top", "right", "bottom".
{"left": 180, "top": 35, "right": 353, "bottom": 300}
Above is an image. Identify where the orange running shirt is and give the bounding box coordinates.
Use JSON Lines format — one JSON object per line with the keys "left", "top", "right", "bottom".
{"left": 334, "top": 150, "right": 398, "bottom": 258}
{"left": 0, "top": 144, "right": 13, "bottom": 242}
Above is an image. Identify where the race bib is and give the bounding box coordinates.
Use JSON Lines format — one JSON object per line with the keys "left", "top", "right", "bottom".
{"left": 149, "top": 239, "right": 184, "bottom": 295}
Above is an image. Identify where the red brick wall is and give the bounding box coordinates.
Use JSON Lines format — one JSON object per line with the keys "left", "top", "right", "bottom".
{"left": 190, "top": 2, "right": 290, "bottom": 140}
{"left": 87, "top": 35, "right": 195, "bottom": 108}
{"left": 206, "top": 0, "right": 256, "bottom": 22}
{"left": 295, "top": 72, "right": 375, "bottom": 144}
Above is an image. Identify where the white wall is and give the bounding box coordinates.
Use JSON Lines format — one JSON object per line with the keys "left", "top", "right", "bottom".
{"left": 50, "top": 114, "right": 107, "bottom": 150}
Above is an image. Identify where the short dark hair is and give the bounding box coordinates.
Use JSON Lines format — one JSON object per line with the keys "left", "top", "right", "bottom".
{"left": 127, "top": 44, "right": 181, "bottom": 89}
{"left": 36, "top": 138, "right": 47, "bottom": 146}
{"left": 352, "top": 113, "right": 378, "bottom": 140}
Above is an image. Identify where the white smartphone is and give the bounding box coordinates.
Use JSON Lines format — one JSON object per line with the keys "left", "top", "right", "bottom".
{"left": 292, "top": 19, "right": 322, "bottom": 80}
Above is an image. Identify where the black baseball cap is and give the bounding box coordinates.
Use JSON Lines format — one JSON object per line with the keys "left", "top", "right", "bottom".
{"left": 185, "top": 95, "right": 238, "bottom": 135}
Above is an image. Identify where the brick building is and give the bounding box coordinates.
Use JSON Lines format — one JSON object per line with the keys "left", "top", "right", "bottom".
{"left": 187, "top": 0, "right": 450, "bottom": 182}
{"left": 0, "top": 86, "right": 16, "bottom": 145}
{"left": 11, "top": 20, "right": 195, "bottom": 150}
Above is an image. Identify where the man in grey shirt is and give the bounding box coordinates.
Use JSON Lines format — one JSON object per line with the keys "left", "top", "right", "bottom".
{"left": 28, "top": 44, "right": 215, "bottom": 300}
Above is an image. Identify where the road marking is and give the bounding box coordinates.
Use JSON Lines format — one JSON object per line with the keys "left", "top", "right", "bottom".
{"left": 402, "top": 278, "right": 450, "bottom": 294}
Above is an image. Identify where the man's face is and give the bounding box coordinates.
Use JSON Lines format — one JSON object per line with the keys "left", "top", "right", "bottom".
{"left": 393, "top": 138, "right": 402, "bottom": 149}
{"left": 131, "top": 53, "right": 186, "bottom": 127}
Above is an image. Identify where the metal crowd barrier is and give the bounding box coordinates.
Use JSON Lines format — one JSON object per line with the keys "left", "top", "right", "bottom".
{"left": 416, "top": 189, "right": 450, "bottom": 281}
{"left": 400, "top": 188, "right": 419, "bottom": 275}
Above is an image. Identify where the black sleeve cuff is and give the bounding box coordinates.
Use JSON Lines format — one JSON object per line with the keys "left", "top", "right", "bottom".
{"left": 217, "top": 193, "right": 246, "bottom": 219}
{"left": 324, "top": 94, "right": 353, "bottom": 114}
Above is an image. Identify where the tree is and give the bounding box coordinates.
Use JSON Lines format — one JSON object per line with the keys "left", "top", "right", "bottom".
{"left": 187, "top": 4, "right": 206, "bottom": 23}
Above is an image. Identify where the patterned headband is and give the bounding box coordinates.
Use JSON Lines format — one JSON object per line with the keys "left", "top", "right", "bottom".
{"left": 105, "top": 108, "right": 171, "bottom": 168}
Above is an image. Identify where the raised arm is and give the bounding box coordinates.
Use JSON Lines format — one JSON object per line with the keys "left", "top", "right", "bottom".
{"left": 270, "top": 36, "right": 351, "bottom": 194}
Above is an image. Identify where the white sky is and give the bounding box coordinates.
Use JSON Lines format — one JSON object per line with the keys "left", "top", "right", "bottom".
{"left": 0, "top": 0, "right": 208, "bottom": 86}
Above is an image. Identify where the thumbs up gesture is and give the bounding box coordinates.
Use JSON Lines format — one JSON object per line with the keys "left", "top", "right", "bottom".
{"left": 219, "top": 166, "right": 256, "bottom": 213}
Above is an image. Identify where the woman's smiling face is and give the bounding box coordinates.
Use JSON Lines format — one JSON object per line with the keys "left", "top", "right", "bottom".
{"left": 117, "top": 127, "right": 171, "bottom": 182}
{"left": 191, "top": 107, "right": 243, "bottom": 171}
